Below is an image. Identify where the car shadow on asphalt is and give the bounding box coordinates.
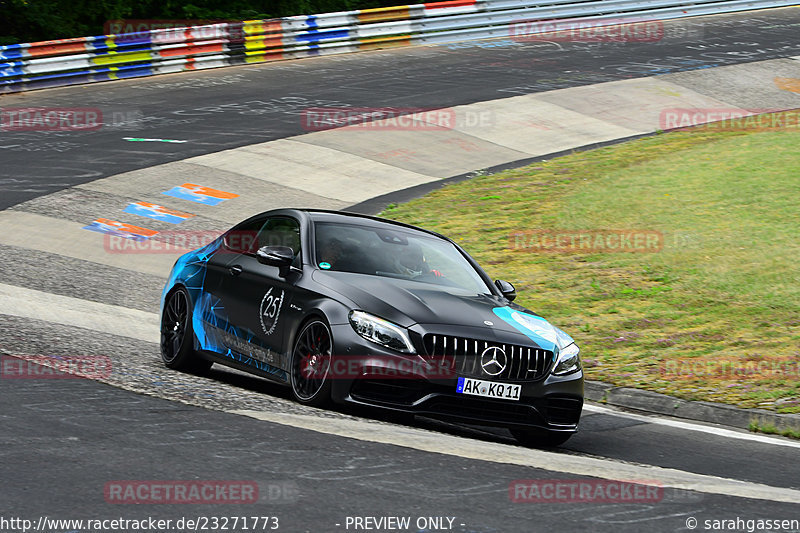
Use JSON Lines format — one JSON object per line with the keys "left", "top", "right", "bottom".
{"left": 202, "top": 363, "right": 589, "bottom": 453}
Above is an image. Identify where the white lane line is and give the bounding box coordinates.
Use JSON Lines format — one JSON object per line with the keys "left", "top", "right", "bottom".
{"left": 230, "top": 410, "right": 800, "bottom": 504}
{"left": 2, "top": 281, "right": 794, "bottom": 452}
{"left": 583, "top": 404, "right": 800, "bottom": 449}
{"left": 123, "top": 137, "right": 188, "bottom": 143}
{"left": 3, "top": 279, "right": 798, "bottom": 470}
{"left": 0, "top": 283, "right": 159, "bottom": 344}
{"left": 2, "top": 279, "right": 795, "bottom": 450}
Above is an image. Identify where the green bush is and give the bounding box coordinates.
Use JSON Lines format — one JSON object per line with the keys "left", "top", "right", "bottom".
{"left": 0, "top": 0, "right": 405, "bottom": 45}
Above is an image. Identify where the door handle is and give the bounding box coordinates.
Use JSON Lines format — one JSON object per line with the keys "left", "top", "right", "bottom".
{"left": 229, "top": 265, "right": 243, "bottom": 276}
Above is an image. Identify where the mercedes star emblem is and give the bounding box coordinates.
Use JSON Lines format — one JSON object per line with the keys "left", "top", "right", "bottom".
{"left": 480, "top": 346, "right": 507, "bottom": 376}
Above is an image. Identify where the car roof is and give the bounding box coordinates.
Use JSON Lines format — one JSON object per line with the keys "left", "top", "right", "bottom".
{"left": 299, "top": 209, "right": 450, "bottom": 241}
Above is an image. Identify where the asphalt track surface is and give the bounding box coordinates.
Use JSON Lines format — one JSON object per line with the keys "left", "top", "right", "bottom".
{"left": 2, "top": 8, "right": 800, "bottom": 210}
{"left": 2, "top": 8, "right": 800, "bottom": 533}
{"left": 2, "top": 363, "right": 800, "bottom": 532}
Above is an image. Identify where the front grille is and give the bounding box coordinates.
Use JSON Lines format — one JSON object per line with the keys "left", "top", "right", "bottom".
{"left": 423, "top": 334, "right": 554, "bottom": 381}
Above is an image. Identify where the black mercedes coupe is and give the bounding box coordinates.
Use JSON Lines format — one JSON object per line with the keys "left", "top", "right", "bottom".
{"left": 160, "top": 209, "right": 583, "bottom": 446}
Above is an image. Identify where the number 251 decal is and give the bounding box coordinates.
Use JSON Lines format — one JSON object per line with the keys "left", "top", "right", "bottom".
{"left": 259, "top": 287, "right": 284, "bottom": 335}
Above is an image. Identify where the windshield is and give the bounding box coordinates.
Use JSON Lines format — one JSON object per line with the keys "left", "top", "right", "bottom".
{"left": 314, "top": 222, "right": 492, "bottom": 295}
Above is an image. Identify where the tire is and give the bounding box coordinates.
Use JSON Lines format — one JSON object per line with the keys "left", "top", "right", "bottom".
{"left": 511, "top": 428, "right": 573, "bottom": 448}
{"left": 290, "top": 318, "right": 333, "bottom": 407}
{"left": 160, "top": 287, "right": 212, "bottom": 373}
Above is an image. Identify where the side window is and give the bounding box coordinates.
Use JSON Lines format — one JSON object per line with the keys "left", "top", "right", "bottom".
{"left": 256, "top": 217, "right": 302, "bottom": 267}
{"left": 222, "top": 217, "right": 264, "bottom": 254}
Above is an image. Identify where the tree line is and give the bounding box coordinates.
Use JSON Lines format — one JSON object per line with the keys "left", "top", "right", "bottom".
{"left": 1, "top": 0, "right": 403, "bottom": 45}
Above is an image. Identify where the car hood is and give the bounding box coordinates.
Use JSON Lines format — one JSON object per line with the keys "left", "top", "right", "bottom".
{"left": 312, "top": 271, "right": 567, "bottom": 352}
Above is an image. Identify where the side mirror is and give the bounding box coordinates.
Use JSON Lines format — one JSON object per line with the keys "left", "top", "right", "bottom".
{"left": 256, "top": 245, "right": 294, "bottom": 276}
{"left": 495, "top": 279, "right": 516, "bottom": 302}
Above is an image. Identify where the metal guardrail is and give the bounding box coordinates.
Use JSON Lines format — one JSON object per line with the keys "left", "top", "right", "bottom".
{"left": 0, "top": 0, "right": 796, "bottom": 93}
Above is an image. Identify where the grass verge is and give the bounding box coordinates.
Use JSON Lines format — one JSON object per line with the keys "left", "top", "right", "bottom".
{"left": 381, "top": 114, "right": 800, "bottom": 413}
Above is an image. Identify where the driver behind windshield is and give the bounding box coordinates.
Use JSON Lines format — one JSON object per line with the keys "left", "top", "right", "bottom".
{"left": 396, "top": 244, "right": 442, "bottom": 278}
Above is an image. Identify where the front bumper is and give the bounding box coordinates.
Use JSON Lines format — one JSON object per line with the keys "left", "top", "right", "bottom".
{"left": 328, "top": 322, "right": 584, "bottom": 432}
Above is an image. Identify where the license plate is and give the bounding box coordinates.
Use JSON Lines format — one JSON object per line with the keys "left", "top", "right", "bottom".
{"left": 456, "top": 377, "right": 521, "bottom": 401}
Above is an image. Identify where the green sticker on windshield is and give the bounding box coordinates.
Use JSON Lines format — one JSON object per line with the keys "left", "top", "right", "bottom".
{"left": 319, "top": 262, "right": 331, "bottom": 270}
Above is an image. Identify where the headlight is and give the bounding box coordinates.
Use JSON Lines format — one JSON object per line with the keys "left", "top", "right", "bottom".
{"left": 555, "top": 327, "right": 575, "bottom": 350}
{"left": 348, "top": 311, "right": 415, "bottom": 354}
{"left": 552, "top": 343, "right": 581, "bottom": 376}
